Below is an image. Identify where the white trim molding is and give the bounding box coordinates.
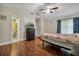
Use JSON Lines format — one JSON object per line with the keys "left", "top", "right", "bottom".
{"left": 0, "top": 39, "right": 26, "bottom": 46}
{"left": 0, "top": 41, "right": 12, "bottom": 46}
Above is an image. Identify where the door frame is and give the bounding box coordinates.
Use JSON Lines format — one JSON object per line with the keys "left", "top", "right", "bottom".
{"left": 35, "top": 18, "right": 41, "bottom": 36}
{"left": 10, "top": 16, "right": 21, "bottom": 43}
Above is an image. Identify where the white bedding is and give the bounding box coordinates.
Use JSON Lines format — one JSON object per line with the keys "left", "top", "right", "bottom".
{"left": 41, "top": 33, "right": 79, "bottom": 45}
{"left": 40, "top": 33, "right": 79, "bottom": 55}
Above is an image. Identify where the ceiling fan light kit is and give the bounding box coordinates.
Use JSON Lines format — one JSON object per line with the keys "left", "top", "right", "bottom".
{"left": 41, "top": 4, "right": 59, "bottom": 14}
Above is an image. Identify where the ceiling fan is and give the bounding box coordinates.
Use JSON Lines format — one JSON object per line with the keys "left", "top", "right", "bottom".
{"left": 42, "top": 6, "right": 58, "bottom": 14}
{"left": 38, "top": 3, "right": 59, "bottom": 14}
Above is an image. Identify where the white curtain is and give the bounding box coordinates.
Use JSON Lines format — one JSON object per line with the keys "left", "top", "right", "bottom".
{"left": 61, "top": 19, "right": 73, "bottom": 34}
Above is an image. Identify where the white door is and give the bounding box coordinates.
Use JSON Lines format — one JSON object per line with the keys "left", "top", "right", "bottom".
{"left": 35, "top": 18, "right": 41, "bottom": 36}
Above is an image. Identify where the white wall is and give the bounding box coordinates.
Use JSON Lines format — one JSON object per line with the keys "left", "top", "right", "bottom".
{"left": 0, "top": 6, "right": 35, "bottom": 45}
{"left": 39, "top": 14, "right": 57, "bottom": 34}
{"left": 43, "top": 19, "right": 57, "bottom": 33}
{"left": 0, "top": 16, "right": 11, "bottom": 44}
{"left": 40, "top": 13, "right": 79, "bottom": 34}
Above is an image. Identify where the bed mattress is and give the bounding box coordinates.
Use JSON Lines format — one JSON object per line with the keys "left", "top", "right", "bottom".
{"left": 41, "top": 33, "right": 79, "bottom": 45}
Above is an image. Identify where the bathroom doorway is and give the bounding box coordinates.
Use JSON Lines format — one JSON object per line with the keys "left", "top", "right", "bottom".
{"left": 11, "top": 16, "right": 21, "bottom": 42}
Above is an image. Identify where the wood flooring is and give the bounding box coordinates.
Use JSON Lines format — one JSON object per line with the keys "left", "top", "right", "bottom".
{"left": 0, "top": 38, "right": 64, "bottom": 56}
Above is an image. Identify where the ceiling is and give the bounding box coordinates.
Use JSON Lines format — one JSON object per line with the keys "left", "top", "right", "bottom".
{"left": 0, "top": 3, "right": 40, "bottom": 13}
{"left": 0, "top": 3, "right": 79, "bottom": 19}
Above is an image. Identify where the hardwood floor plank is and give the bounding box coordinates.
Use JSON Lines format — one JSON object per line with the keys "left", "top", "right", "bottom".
{"left": 0, "top": 38, "right": 63, "bottom": 56}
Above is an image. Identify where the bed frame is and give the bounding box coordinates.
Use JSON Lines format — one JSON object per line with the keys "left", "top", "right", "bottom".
{"left": 40, "top": 38, "right": 71, "bottom": 50}
{"left": 39, "top": 36, "right": 74, "bottom": 55}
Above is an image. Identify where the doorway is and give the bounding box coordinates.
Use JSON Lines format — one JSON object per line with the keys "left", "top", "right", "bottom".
{"left": 11, "top": 16, "right": 21, "bottom": 42}
{"left": 35, "top": 18, "right": 41, "bottom": 36}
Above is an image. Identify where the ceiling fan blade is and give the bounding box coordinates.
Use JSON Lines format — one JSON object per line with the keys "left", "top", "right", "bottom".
{"left": 50, "top": 7, "right": 59, "bottom": 10}
{"left": 50, "top": 11, "right": 53, "bottom": 13}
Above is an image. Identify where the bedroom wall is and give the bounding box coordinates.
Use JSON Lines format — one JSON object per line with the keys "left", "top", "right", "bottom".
{"left": 0, "top": 15, "right": 11, "bottom": 45}
{"left": 40, "top": 14, "right": 57, "bottom": 34}
{"left": 42, "top": 18, "right": 57, "bottom": 33}
{"left": 40, "top": 13, "right": 79, "bottom": 34}
{"left": 0, "top": 6, "right": 35, "bottom": 45}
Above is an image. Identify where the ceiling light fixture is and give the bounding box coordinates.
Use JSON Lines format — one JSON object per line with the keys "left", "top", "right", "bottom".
{"left": 36, "top": 3, "right": 59, "bottom": 15}
{"left": 42, "top": 6, "right": 59, "bottom": 14}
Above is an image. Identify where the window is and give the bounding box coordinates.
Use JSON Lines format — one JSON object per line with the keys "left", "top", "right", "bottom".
{"left": 57, "top": 17, "right": 79, "bottom": 34}
{"left": 61, "top": 19, "right": 73, "bottom": 34}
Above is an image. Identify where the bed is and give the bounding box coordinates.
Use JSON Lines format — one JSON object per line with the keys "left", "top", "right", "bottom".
{"left": 39, "top": 33, "right": 79, "bottom": 55}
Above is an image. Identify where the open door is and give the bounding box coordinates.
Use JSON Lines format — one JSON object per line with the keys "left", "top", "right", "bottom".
{"left": 11, "top": 16, "right": 21, "bottom": 42}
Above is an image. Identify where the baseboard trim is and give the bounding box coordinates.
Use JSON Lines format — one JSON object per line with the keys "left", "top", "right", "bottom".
{"left": 0, "top": 41, "right": 12, "bottom": 46}
{"left": 0, "top": 39, "right": 26, "bottom": 46}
